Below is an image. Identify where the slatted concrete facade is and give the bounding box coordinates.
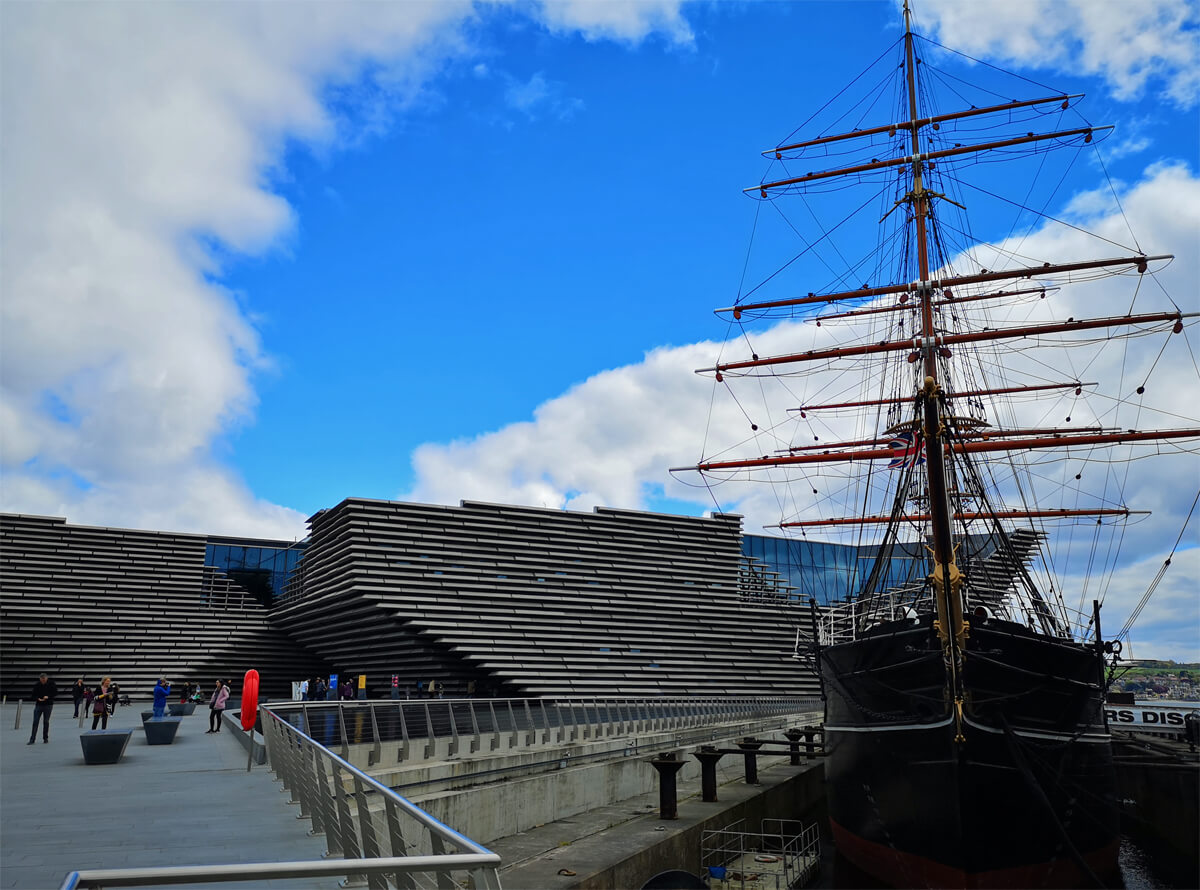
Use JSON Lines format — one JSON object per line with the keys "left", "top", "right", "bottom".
{"left": 270, "top": 499, "right": 818, "bottom": 697}
{"left": 0, "top": 514, "right": 325, "bottom": 700}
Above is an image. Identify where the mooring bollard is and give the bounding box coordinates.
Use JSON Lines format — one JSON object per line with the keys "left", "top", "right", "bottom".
{"left": 694, "top": 745, "right": 725, "bottom": 802}
{"left": 784, "top": 728, "right": 805, "bottom": 765}
{"left": 13, "top": 699, "right": 22, "bottom": 731}
{"left": 649, "top": 751, "right": 686, "bottom": 820}
{"left": 804, "top": 726, "right": 819, "bottom": 760}
{"left": 737, "top": 736, "right": 763, "bottom": 785}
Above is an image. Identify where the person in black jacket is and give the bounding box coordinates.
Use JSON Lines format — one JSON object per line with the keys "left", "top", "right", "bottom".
{"left": 71, "top": 679, "right": 86, "bottom": 718}
{"left": 28, "top": 673, "right": 57, "bottom": 744}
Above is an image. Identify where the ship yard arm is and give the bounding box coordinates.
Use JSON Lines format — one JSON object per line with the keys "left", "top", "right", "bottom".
{"left": 717, "top": 254, "right": 1172, "bottom": 320}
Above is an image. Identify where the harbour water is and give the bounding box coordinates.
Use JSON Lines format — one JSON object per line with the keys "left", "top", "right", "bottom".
{"left": 1119, "top": 833, "right": 1183, "bottom": 890}
{"left": 823, "top": 836, "right": 1181, "bottom": 889}
{"left": 1115, "top": 704, "right": 1197, "bottom": 889}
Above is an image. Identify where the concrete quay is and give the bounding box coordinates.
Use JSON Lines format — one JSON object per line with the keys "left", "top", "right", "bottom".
{"left": 324, "top": 709, "right": 828, "bottom": 889}
{"left": 0, "top": 702, "right": 331, "bottom": 890}
{"left": 492, "top": 755, "right": 826, "bottom": 889}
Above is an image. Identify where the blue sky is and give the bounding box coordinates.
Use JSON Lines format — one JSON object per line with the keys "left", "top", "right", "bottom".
{"left": 3, "top": 0, "right": 1198, "bottom": 658}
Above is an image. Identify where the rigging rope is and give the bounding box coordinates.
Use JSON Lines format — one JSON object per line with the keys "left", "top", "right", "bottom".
{"left": 1115, "top": 488, "right": 1200, "bottom": 643}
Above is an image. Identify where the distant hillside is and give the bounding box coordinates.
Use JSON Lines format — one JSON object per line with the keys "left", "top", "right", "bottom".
{"left": 1118, "top": 662, "right": 1198, "bottom": 681}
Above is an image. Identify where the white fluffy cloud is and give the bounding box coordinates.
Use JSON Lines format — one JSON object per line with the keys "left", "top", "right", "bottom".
{"left": 1079, "top": 547, "right": 1200, "bottom": 662}
{"left": 405, "top": 161, "right": 1199, "bottom": 657}
{"left": 409, "top": 163, "right": 1199, "bottom": 514}
{"left": 0, "top": 1, "right": 687, "bottom": 538}
{"left": 533, "top": 0, "right": 692, "bottom": 44}
{"left": 914, "top": 0, "right": 1200, "bottom": 107}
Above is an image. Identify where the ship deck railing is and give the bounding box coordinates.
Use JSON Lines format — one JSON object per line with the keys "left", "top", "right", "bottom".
{"left": 818, "top": 589, "right": 1099, "bottom": 646}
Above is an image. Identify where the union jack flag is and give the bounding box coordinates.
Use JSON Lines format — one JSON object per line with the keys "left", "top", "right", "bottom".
{"left": 887, "top": 431, "right": 925, "bottom": 469}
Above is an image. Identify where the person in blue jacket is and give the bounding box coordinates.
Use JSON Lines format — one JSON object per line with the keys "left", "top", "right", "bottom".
{"left": 152, "top": 678, "right": 171, "bottom": 719}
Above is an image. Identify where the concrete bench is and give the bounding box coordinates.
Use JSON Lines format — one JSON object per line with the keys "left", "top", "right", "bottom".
{"left": 168, "top": 702, "right": 196, "bottom": 716}
{"left": 142, "top": 717, "right": 183, "bottom": 745}
{"left": 141, "top": 710, "right": 156, "bottom": 723}
{"left": 80, "top": 729, "right": 134, "bottom": 764}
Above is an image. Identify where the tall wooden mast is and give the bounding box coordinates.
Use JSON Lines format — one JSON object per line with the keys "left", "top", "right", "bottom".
{"left": 901, "top": 0, "right": 967, "bottom": 674}
{"left": 676, "top": 0, "right": 1199, "bottom": 707}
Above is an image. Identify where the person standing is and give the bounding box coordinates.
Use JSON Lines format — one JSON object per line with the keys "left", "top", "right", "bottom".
{"left": 152, "top": 678, "right": 171, "bottom": 719}
{"left": 71, "top": 679, "right": 86, "bottom": 718}
{"left": 91, "top": 677, "right": 113, "bottom": 730}
{"left": 206, "top": 680, "right": 229, "bottom": 733}
{"left": 300, "top": 678, "right": 309, "bottom": 701}
{"left": 28, "top": 673, "right": 57, "bottom": 744}
{"left": 315, "top": 677, "right": 327, "bottom": 701}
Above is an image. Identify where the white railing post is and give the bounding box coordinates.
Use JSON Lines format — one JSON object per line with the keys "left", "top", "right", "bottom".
{"left": 368, "top": 704, "right": 382, "bottom": 767}
{"left": 468, "top": 701, "right": 482, "bottom": 754}
{"left": 336, "top": 704, "right": 350, "bottom": 760}
{"left": 330, "top": 762, "right": 363, "bottom": 884}
{"left": 397, "top": 703, "right": 410, "bottom": 763}
{"left": 486, "top": 701, "right": 500, "bottom": 751}
{"left": 447, "top": 702, "right": 460, "bottom": 758}
{"left": 309, "top": 749, "right": 342, "bottom": 858}
{"left": 352, "top": 774, "right": 385, "bottom": 890}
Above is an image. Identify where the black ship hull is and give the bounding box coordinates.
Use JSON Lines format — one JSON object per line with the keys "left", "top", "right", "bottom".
{"left": 820, "top": 614, "right": 1119, "bottom": 889}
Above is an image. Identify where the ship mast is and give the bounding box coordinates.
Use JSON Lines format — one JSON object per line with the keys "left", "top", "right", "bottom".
{"left": 677, "top": 1, "right": 1200, "bottom": 681}
{"left": 901, "top": 0, "right": 966, "bottom": 678}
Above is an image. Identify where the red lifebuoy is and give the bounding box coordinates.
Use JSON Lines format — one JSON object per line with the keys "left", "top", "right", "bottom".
{"left": 241, "top": 669, "right": 260, "bottom": 732}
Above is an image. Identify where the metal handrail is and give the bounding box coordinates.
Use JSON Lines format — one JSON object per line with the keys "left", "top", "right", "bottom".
{"left": 258, "top": 705, "right": 501, "bottom": 889}
{"left": 59, "top": 854, "right": 500, "bottom": 889}
{"left": 267, "top": 695, "right": 821, "bottom": 755}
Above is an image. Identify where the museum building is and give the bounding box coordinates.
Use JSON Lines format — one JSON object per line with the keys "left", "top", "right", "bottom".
{"left": 0, "top": 498, "right": 886, "bottom": 701}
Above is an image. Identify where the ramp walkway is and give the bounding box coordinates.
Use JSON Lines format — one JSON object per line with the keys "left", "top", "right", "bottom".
{"left": 2, "top": 696, "right": 822, "bottom": 890}
{"left": 0, "top": 701, "right": 330, "bottom": 890}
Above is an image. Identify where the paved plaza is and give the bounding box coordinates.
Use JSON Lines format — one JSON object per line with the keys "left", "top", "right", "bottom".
{"left": 0, "top": 702, "right": 332, "bottom": 890}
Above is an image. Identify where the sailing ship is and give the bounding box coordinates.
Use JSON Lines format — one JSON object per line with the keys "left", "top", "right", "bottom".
{"left": 681, "top": 3, "right": 1198, "bottom": 887}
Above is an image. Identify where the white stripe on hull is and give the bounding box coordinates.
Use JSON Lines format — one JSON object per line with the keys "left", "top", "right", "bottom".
{"left": 825, "top": 715, "right": 1110, "bottom": 743}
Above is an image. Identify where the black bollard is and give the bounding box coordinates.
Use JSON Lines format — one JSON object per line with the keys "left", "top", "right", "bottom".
{"left": 737, "top": 737, "right": 763, "bottom": 785}
{"left": 650, "top": 752, "right": 687, "bottom": 820}
{"left": 783, "top": 728, "right": 804, "bottom": 765}
{"left": 804, "top": 726, "right": 819, "bottom": 760}
{"left": 694, "top": 745, "right": 725, "bottom": 802}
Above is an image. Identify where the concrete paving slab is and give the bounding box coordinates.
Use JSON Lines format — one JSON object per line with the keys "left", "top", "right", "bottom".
{"left": 0, "top": 703, "right": 335, "bottom": 890}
